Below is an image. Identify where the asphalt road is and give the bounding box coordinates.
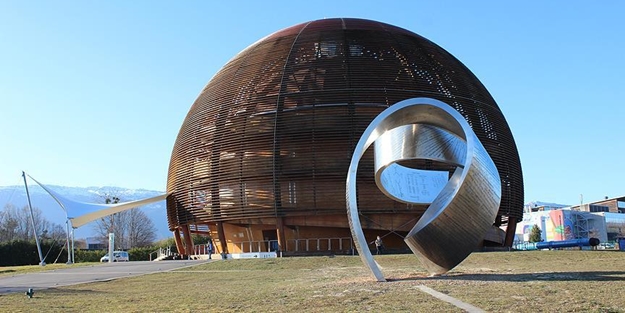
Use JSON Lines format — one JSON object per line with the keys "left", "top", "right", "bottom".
{"left": 0, "top": 260, "right": 208, "bottom": 295}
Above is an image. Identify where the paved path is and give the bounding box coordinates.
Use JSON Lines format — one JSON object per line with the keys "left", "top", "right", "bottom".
{"left": 0, "top": 260, "right": 208, "bottom": 295}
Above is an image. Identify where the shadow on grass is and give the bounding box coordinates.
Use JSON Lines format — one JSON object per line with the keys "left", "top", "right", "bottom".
{"left": 0, "top": 287, "right": 108, "bottom": 297}
{"left": 390, "top": 271, "right": 625, "bottom": 282}
{"left": 40, "top": 287, "right": 110, "bottom": 295}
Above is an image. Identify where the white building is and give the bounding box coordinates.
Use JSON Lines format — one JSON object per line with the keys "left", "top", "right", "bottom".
{"left": 516, "top": 209, "right": 608, "bottom": 243}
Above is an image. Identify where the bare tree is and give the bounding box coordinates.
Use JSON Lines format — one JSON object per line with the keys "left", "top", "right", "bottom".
{"left": 0, "top": 203, "right": 65, "bottom": 242}
{"left": 93, "top": 195, "right": 156, "bottom": 249}
{"left": 0, "top": 206, "right": 18, "bottom": 241}
{"left": 127, "top": 208, "right": 156, "bottom": 247}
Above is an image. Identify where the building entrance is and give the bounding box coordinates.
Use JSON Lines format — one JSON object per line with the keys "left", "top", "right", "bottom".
{"left": 262, "top": 229, "right": 279, "bottom": 252}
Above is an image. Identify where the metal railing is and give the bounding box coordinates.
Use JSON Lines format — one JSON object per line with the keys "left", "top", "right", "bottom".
{"left": 233, "top": 240, "right": 280, "bottom": 253}
{"left": 289, "top": 237, "right": 353, "bottom": 253}
{"left": 149, "top": 246, "right": 174, "bottom": 261}
{"left": 151, "top": 237, "right": 354, "bottom": 260}
{"left": 229, "top": 237, "right": 353, "bottom": 254}
{"left": 193, "top": 243, "right": 215, "bottom": 255}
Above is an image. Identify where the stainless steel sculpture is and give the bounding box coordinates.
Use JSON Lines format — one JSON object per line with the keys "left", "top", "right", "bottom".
{"left": 346, "top": 97, "right": 502, "bottom": 281}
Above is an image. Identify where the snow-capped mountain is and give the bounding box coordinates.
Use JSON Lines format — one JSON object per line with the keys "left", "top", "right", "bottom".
{"left": 0, "top": 184, "right": 171, "bottom": 240}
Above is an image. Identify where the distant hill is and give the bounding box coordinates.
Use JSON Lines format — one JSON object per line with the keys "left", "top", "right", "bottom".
{"left": 0, "top": 184, "right": 171, "bottom": 240}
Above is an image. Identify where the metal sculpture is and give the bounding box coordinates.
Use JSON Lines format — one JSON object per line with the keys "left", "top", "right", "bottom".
{"left": 347, "top": 97, "right": 501, "bottom": 281}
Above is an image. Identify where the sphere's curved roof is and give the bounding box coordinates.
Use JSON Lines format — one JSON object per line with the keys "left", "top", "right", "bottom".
{"left": 166, "top": 18, "right": 523, "bottom": 230}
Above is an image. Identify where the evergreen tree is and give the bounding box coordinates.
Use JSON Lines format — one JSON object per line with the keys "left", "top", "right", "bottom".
{"left": 529, "top": 224, "right": 542, "bottom": 243}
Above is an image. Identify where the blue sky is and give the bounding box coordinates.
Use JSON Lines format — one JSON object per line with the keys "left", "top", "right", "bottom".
{"left": 1, "top": 1, "right": 623, "bottom": 206}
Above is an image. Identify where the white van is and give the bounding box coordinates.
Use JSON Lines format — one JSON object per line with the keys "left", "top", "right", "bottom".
{"left": 100, "top": 251, "right": 130, "bottom": 262}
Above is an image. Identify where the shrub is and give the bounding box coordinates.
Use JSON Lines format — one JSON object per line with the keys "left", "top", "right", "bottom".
{"left": 129, "top": 246, "right": 156, "bottom": 261}
{"left": 74, "top": 249, "right": 106, "bottom": 263}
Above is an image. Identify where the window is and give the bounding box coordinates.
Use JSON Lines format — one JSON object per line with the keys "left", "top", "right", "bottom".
{"left": 589, "top": 204, "right": 609, "bottom": 212}
{"left": 288, "top": 181, "right": 297, "bottom": 204}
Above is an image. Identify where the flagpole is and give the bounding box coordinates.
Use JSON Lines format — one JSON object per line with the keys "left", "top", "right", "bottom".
{"left": 22, "top": 171, "right": 45, "bottom": 266}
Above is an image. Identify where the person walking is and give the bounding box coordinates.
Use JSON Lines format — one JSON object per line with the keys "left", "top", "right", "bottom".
{"left": 207, "top": 240, "right": 214, "bottom": 259}
{"left": 374, "top": 236, "right": 384, "bottom": 255}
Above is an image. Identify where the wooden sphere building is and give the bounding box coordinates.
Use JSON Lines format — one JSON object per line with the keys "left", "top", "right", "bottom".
{"left": 166, "top": 18, "right": 524, "bottom": 256}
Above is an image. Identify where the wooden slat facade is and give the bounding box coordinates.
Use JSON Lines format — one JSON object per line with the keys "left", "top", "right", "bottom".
{"left": 166, "top": 18, "right": 524, "bottom": 252}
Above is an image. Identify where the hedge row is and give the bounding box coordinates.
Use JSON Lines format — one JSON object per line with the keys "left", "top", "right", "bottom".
{"left": 0, "top": 240, "right": 67, "bottom": 266}
{"left": 0, "top": 237, "right": 207, "bottom": 266}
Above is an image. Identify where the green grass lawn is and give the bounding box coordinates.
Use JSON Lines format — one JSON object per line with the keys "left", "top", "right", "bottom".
{"left": 0, "top": 262, "right": 98, "bottom": 277}
{"left": 1, "top": 251, "right": 624, "bottom": 312}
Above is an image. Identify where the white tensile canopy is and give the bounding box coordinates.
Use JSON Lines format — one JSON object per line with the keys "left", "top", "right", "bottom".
{"left": 26, "top": 174, "right": 169, "bottom": 228}
{"left": 24, "top": 173, "right": 169, "bottom": 264}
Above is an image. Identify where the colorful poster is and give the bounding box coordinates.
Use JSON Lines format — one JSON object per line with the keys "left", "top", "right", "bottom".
{"left": 548, "top": 210, "right": 574, "bottom": 240}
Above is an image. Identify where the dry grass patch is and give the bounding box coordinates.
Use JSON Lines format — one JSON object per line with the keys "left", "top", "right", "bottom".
{"left": 423, "top": 251, "right": 625, "bottom": 312}
{"left": 1, "top": 251, "right": 624, "bottom": 312}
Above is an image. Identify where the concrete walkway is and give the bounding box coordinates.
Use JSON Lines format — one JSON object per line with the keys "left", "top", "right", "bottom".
{"left": 0, "top": 260, "right": 208, "bottom": 295}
